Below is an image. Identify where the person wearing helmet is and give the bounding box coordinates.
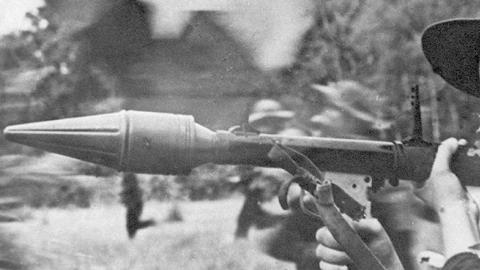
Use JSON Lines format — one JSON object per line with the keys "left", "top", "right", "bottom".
{"left": 248, "top": 99, "right": 296, "bottom": 134}
{"left": 234, "top": 100, "right": 322, "bottom": 269}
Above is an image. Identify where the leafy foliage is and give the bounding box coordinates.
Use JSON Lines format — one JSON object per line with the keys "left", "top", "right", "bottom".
{"left": 277, "top": 0, "right": 480, "bottom": 141}
{"left": 0, "top": 4, "right": 115, "bottom": 124}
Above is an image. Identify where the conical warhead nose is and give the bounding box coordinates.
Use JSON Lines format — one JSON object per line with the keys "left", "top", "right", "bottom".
{"left": 3, "top": 112, "right": 126, "bottom": 170}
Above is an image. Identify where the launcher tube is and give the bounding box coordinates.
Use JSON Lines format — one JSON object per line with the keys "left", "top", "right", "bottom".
{"left": 4, "top": 111, "right": 480, "bottom": 185}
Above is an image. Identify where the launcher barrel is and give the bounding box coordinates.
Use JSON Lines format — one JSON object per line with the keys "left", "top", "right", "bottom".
{"left": 4, "top": 111, "right": 480, "bottom": 185}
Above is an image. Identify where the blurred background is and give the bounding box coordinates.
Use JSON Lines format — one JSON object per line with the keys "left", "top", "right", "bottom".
{"left": 1, "top": 0, "right": 480, "bottom": 269}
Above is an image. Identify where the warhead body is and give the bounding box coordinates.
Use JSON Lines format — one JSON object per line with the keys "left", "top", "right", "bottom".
{"left": 3, "top": 111, "right": 217, "bottom": 174}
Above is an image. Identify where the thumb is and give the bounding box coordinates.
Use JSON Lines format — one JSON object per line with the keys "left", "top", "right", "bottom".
{"left": 430, "top": 138, "right": 466, "bottom": 174}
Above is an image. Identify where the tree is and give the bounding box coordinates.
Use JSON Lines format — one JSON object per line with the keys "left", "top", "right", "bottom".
{"left": 276, "top": 0, "right": 480, "bottom": 141}
{"left": 0, "top": 3, "right": 116, "bottom": 122}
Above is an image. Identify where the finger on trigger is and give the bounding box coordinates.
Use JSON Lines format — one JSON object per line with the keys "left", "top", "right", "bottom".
{"left": 319, "top": 261, "right": 348, "bottom": 270}
{"left": 316, "top": 227, "right": 342, "bottom": 249}
{"left": 316, "top": 244, "right": 352, "bottom": 265}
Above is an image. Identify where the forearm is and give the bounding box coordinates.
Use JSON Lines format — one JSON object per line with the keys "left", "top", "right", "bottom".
{"left": 439, "top": 201, "right": 480, "bottom": 258}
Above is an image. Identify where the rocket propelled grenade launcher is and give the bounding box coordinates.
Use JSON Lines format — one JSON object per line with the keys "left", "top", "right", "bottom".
{"left": 4, "top": 110, "right": 480, "bottom": 186}
{"left": 5, "top": 19, "right": 480, "bottom": 185}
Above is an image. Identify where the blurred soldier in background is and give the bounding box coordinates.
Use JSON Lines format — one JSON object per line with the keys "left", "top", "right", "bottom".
{"left": 235, "top": 99, "right": 296, "bottom": 239}
{"left": 120, "top": 173, "right": 155, "bottom": 238}
{"left": 248, "top": 99, "right": 296, "bottom": 134}
{"left": 235, "top": 99, "right": 321, "bottom": 270}
{"left": 233, "top": 167, "right": 287, "bottom": 238}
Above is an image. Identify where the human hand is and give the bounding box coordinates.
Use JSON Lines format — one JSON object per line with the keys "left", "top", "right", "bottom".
{"left": 415, "top": 138, "right": 472, "bottom": 212}
{"left": 315, "top": 217, "right": 402, "bottom": 270}
{"left": 415, "top": 138, "right": 480, "bottom": 258}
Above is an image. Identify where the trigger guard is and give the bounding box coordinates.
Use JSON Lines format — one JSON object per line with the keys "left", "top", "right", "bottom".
{"left": 278, "top": 175, "right": 305, "bottom": 210}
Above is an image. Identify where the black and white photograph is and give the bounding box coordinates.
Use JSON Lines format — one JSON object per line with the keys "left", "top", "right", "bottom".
{"left": 1, "top": 0, "right": 480, "bottom": 269}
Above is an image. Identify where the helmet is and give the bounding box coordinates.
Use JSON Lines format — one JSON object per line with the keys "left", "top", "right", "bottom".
{"left": 248, "top": 99, "right": 294, "bottom": 133}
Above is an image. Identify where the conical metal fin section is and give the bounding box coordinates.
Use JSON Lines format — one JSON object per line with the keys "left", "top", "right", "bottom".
{"left": 3, "top": 112, "right": 126, "bottom": 170}
{"left": 422, "top": 19, "right": 480, "bottom": 97}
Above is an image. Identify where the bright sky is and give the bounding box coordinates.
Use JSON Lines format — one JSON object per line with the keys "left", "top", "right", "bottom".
{"left": 0, "top": 0, "right": 45, "bottom": 36}
{"left": 0, "top": 0, "right": 315, "bottom": 70}
{"left": 143, "top": 0, "right": 315, "bottom": 70}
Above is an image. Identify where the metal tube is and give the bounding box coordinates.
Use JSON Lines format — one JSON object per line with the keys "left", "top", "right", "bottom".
{"left": 4, "top": 111, "right": 480, "bottom": 186}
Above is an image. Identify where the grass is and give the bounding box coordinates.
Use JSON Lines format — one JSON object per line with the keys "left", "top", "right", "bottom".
{"left": 0, "top": 199, "right": 295, "bottom": 270}
{"left": 0, "top": 153, "right": 295, "bottom": 269}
